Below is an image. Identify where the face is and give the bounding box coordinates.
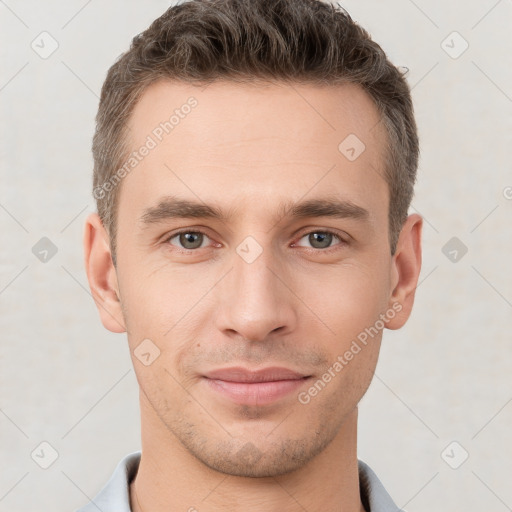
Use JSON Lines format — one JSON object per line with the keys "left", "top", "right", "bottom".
{"left": 86, "top": 79, "right": 421, "bottom": 478}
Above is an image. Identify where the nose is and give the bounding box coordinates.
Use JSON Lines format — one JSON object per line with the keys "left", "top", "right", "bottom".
{"left": 214, "top": 239, "right": 297, "bottom": 343}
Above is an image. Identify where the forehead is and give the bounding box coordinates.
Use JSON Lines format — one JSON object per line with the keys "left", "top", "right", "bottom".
{"left": 118, "top": 79, "right": 388, "bottom": 229}
{"left": 128, "top": 79, "right": 384, "bottom": 147}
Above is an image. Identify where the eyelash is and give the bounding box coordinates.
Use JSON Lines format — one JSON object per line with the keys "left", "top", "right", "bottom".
{"left": 163, "top": 228, "right": 347, "bottom": 253}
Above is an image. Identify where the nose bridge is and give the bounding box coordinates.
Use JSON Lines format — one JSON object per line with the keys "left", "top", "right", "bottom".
{"left": 216, "top": 235, "right": 296, "bottom": 341}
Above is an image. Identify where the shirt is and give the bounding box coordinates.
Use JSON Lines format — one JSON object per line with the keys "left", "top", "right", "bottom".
{"left": 75, "top": 451, "right": 403, "bottom": 512}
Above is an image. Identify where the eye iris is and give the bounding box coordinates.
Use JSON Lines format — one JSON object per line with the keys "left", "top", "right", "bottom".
{"left": 180, "top": 232, "right": 203, "bottom": 249}
{"left": 175, "top": 232, "right": 336, "bottom": 250}
{"left": 309, "top": 232, "right": 332, "bottom": 249}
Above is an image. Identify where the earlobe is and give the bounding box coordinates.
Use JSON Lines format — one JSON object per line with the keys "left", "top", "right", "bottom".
{"left": 83, "top": 212, "right": 126, "bottom": 333}
{"left": 385, "top": 213, "right": 423, "bottom": 330}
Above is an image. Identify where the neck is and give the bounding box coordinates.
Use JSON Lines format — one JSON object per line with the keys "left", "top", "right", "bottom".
{"left": 130, "top": 393, "right": 365, "bottom": 512}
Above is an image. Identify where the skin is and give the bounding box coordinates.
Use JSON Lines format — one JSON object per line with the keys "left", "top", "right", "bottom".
{"left": 83, "top": 79, "right": 422, "bottom": 512}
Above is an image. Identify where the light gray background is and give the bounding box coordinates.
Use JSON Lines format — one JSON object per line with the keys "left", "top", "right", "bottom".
{"left": 1, "top": 1, "right": 511, "bottom": 511}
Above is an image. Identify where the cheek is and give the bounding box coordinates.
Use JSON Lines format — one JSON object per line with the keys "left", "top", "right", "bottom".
{"left": 120, "top": 267, "right": 208, "bottom": 375}
{"left": 295, "top": 261, "right": 389, "bottom": 342}
{"left": 119, "top": 251, "right": 390, "bottom": 358}
{"left": 121, "top": 263, "right": 201, "bottom": 331}
{"left": 298, "top": 333, "right": 381, "bottom": 419}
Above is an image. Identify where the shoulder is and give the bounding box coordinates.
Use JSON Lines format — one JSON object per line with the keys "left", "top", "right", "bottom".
{"left": 74, "top": 451, "right": 141, "bottom": 512}
{"left": 358, "top": 459, "right": 405, "bottom": 512}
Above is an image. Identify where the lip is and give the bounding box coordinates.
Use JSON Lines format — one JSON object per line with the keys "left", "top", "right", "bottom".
{"left": 203, "top": 366, "right": 308, "bottom": 382}
{"left": 202, "top": 366, "right": 311, "bottom": 405}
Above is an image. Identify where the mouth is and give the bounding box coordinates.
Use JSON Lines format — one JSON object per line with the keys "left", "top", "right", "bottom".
{"left": 202, "top": 366, "right": 312, "bottom": 405}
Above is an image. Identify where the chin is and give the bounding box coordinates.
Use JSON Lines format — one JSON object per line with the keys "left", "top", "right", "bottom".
{"left": 181, "top": 430, "right": 337, "bottom": 478}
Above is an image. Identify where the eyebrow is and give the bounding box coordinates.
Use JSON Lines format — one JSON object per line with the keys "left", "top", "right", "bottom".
{"left": 139, "top": 195, "right": 371, "bottom": 228}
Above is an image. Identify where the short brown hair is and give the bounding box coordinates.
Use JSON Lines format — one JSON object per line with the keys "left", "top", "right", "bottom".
{"left": 92, "top": 0, "right": 419, "bottom": 268}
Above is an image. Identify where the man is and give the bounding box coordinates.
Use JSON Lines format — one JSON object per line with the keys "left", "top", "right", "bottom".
{"left": 79, "top": 0, "right": 422, "bottom": 510}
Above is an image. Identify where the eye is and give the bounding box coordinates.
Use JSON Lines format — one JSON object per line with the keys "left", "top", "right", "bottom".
{"left": 166, "top": 229, "right": 212, "bottom": 250}
{"left": 293, "top": 230, "right": 346, "bottom": 250}
{"left": 163, "top": 228, "right": 346, "bottom": 253}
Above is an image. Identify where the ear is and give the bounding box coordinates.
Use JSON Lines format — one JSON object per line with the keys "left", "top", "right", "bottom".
{"left": 83, "top": 212, "right": 126, "bottom": 333}
{"left": 385, "top": 213, "right": 423, "bottom": 330}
